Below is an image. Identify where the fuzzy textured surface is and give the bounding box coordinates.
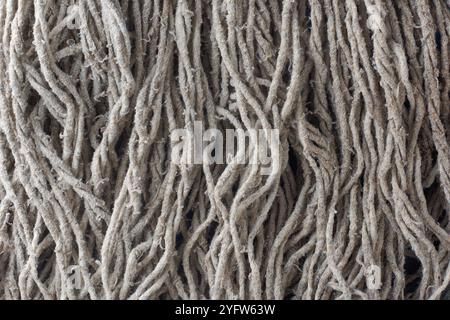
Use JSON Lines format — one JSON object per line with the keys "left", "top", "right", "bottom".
{"left": 0, "top": 0, "right": 449, "bottom": 300}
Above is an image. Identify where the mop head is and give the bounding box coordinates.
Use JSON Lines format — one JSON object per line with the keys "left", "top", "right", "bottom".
{"left": 0, "top": 0, "right": 449, "bottom": 300}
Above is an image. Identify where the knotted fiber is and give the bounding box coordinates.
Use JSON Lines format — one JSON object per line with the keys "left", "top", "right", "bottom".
{"left": 0, "top": 0, "right": 449, "bottom": 300}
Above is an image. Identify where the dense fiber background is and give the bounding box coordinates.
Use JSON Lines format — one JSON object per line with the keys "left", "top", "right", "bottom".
{"left": 0, "top": 0, "right": 449, "bottom": 300}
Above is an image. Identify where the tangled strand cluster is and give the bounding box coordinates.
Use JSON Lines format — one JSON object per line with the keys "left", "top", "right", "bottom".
{"left": 0, "top": 0, "right": 449, "bottom": 300}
